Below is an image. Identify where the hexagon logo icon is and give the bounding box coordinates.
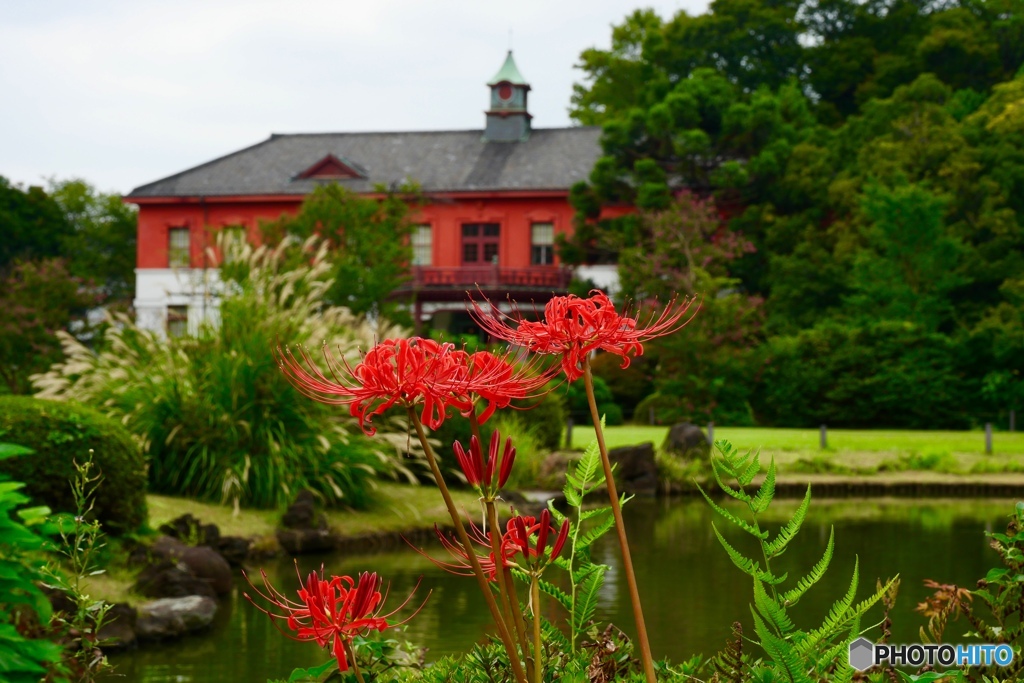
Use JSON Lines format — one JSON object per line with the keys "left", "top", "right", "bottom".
{"left": 849, "top": 637, "right": 875, "bottom": 671}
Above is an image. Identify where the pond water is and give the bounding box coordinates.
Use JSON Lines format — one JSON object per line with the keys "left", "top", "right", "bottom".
{"left": 107, "top": 497, "right": 1013, "bottom": 682}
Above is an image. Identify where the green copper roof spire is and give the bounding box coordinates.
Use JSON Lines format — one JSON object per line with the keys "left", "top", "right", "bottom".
{"left": 488, "top": 50, "right": 529, "bottom": 86}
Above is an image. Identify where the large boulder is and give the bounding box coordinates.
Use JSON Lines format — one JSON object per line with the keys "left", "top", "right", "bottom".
{"left": 663, "top": 422, "right": 710, "bottom": 460}
{"left": 96, "top": 603, "right": 138, "bottom": 649}
{"left": 607, "top": 442, "right": 658, "bottom": 495}
{"left": 148, "top": 535, "right": 233, "bottom": 595}
{"left": 134, "top": 560, "right": 218, "bottom": 599}
{"left": 136, "top": 596, "right": 217, "bottom": 641}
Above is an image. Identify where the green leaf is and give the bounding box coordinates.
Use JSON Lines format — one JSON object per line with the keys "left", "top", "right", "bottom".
{"left": 537, "top": 578, "right": 572, "bottom": 613}
{"left": 710, "top": 460, "right": 752, "bottom": 503}
{"left": 573, "top": 562, "right": 607, "bottom": 633}
{"left": 737, "top": 449, "right": 762, "bottom": 487}
{"left": 782, "top": 527, "right": 834, "bottom": 606}
{"left": 578, "top": 513, "right": 617, "bottom": 550}
{"left": 751, "top": 458, "right": 776, "bottom": 514}
{"left": 713, "top": 523, "right": 787, "bottom": 585}
{"left": 750, "top": 609, "right": 813, "bottom": 683}
{"left": 765, "top": 485, "right": 811, "bottom": 557}
{"left": 0, "top": 443, "right": 33, "bottom": 462}
{"left": 697, "top": 482, "right": 768, "bottom": 539}
{"left": 753, "top": 575, "right": 796, "bottom": 635}
{"left": 285, "top": 658, "right": 337, "bottom": 682}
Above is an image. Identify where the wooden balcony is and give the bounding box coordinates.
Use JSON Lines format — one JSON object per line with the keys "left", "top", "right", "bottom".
{"left": 395, "top": 265, "right": 573, "bottom": 302}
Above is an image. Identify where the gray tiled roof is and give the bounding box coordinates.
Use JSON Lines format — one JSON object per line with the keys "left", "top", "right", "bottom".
{"left": 126, "top": 127, "right": 601, "bottom": 198}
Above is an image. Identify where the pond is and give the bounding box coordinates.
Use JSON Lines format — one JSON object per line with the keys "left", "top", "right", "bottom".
{"left": 108, "top": 496, "right": 1014, "bottom": 682}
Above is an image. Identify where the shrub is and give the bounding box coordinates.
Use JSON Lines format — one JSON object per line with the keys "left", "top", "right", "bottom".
{"left": 0, "top": 397, "right": 147, "bottom": 535}
{"left": 514, "top": 384, "right": 568, "bottom": 449}
{"left": 565, "top": 377, "right": 623, "bottom": 426}
{"left": 754, "top": 319, "right": 971, "bottom": 428}
{"left": 32, "top": 236, "right": 406, "bottom": 510}
{"left": 589, "top": 351, "right": 654, "bottom": 420}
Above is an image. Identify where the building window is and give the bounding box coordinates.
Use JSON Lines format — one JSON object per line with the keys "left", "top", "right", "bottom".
{"left": 168, "top": 228, "right": 191, "bottom": 268}
{"left": 167, "top": 305, "right": 188, "bottom": 338}
{"left": 531, "top": 222, "right": 554, "bottom": 265}
{"left": 461, "top": 223, "right": 500, "bottom": 265}
{"left": 412, "top": 225, "right": 432, "bottom": 266}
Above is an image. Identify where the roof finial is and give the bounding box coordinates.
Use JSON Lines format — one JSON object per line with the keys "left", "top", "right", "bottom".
{"left": 508, "top": 29, "right": 513, "bottom": 52}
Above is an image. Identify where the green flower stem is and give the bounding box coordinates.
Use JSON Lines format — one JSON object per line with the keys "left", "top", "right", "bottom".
{"left": 531, "top": 576, "right": 542, "bottom": 683}
{"left": 346, "top": 642, "right": 366, "bottom": 683}
{"left": 407, "top": 407, "right": 529, "bottom": 683}
{"left": 583, "top": 357, "right": 657, "bottom": 683}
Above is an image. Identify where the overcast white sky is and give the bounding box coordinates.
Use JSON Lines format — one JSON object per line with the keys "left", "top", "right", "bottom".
{"left": 1, "top": 0, "right": 710, "bottom": 196}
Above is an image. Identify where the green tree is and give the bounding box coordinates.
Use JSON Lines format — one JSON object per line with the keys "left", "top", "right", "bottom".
{"left": 48, "top": 179, "right": 138, "bottom": 303}
{"left": 261, "top": 183, "right": 419, "bottom": 324}
{"left": 0, "top": 177, "right": 71, "bottom": 273}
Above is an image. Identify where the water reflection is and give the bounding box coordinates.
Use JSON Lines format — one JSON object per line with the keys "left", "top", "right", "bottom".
{"left": 108, "top": 497, "right": 1014, "bottom": 682}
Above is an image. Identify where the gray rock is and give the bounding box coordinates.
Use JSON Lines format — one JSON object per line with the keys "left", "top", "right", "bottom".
{"left": 537, "top": 452, "right": 575, "bottom": 490}
{"left": 281, "top": 489, "right": 326, "bottom": 530}
{"left": 276, "top": 527, "right": 338, "bottom": 554}
{"left": 136, "top": 596, "right": 217, "bottom": 641}
{"left": 146, "top": 535, "right": 233, "bottom": 596}
{"left": 663, "top": 422, "right": 710, "bottom": 459}
{"left": 608, "top": 442, "right": 659, "bottom": 495}
{"left": 134, "top": 560, "right": 217, "bottom": 599}
{"left": 96, "top": 603, "right": 137, "bottom": 649}
{"left": 216, "top": 536, "right": 251, "bottom": 567}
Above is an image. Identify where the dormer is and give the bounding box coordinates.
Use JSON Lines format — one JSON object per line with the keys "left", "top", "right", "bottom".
{"left": 295, "top": 154, "right": 366, "bottom": 180}
{"left": 484, "top": 51, "right": 532, "bottom": 142}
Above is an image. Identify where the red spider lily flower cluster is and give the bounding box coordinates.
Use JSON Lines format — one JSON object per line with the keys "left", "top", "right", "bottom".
{"left": 426, "top": 509, "right": 568, "bottom": 580}
{"left": 277, "top": 339, "right": 554, "bottom": 435}
{"left": 453, "top": 431, "right": 516, "bottom": 499}
{"left": 470, "top": 290, "right": 698, "bottom": 381}
{"left": 505, "top": 509, "right": 570, "bottom": 574}
{"left": 244, "top": 566, "right": 426, "bottom": 672}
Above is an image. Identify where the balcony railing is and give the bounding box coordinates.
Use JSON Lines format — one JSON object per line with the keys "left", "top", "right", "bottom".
{"left": 396, "top": 266, "right": 573, "bottom": 300}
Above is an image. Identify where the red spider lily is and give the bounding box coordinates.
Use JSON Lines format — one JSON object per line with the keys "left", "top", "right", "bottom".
{"left": 244, "top": 565, "right": 427, "bottom": 672}
{"left": 453, "top": 431, "right": 516, "bottom": 498}
{"left": 416, "top": 522, "right": 514, "bottom": 581}
{"left": 462, "top": 350, "right": 556, "bottom": 423}
{"left": 504, "top": 509, "right": 570, "bottom": 573}
{"left": 469, "top": 290, "right": 698, "bottom": 381}
{"left": 277, "top": 337, "right": 473, "bottom": 435}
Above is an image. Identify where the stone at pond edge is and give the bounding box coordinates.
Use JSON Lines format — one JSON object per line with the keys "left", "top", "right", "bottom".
{"left": 135, "top": 596, "right": 217, "bottom": 641}
{"left": 159, "top": 513, "right": 221, "bottom": 546}
{"left": 216, "top": 535, "right": 252, "bottom": 567}
{"left": 134, "top": 560, "right": 218, "bottom": 599}
{"left": 281, "top": 489, "right": 327, "bottom": 530}
{"left": 96, "top": 603, "right": 138, "bottom": 649}
{"left": 148, "top": 536, "right": 233, "bottom": 596}
{"left": 276, "top": 527, "right": 339, "bottom": 554}
{"left": 663, "top": 422, "right": 710, "bottom": 460}
{"left": 607, "top": 442, "right": 658, "bottom": 496}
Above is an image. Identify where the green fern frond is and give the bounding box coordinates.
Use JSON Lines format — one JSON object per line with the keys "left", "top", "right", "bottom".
{"left": 737, "top": 449, "right": 762, "bottom": 486}
{"left": 578, "top": 506, "right": 613, "bottom": 522}
{"left": 782, "top": 527, "right": 835, "bottom": 606}
{"left": 750, "top": 458, "right": 776, "bottom": 514}
{"left": 578, "top": 514, "right": 616, "bottom": 550}
{"left": 765, "top": 485, "right": 811, "bottom": 557}
{"left": 714, "top": 523, "right": 787, "bottom": 585}
{"left": 797, "top": 559, "right": 861, "bottom": 655}
{"left": 753, "top": 576, "right": 797, "bottom": 636}
{"left": 710, "top": 459, "right": 752, "bottom": 502}
{"left": 751, "top": 609, "right": 814, "bottom": 683}
{"left": 697, "top": 483, "right": 768, "bottom": 539}
{"left": 536, "top": 577, "right": 572, "bottom": 613}
{"left": 572, "top": 563, "right": 606, "bottom": 632}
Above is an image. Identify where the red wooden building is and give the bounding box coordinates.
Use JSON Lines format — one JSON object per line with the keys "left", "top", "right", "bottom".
{"left": 126, "top": 52, "right": 618, "bottom": 336}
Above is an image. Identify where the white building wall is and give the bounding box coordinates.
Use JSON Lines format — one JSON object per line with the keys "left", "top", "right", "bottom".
{"left": 134, "top": 268, "right": 223, "bottom": 337}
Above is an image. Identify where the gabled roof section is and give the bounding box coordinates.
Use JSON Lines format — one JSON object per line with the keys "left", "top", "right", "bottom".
{"left": 488, "top": 51, "right": 529, "bottom": 86}
{"left": 294, "top": 154, "right": 366, "bottom": 180}
{"left": 125, "top": 127, "right": 601, "bottom": 198}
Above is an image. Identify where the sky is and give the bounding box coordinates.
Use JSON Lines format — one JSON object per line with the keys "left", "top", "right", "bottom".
{"left": 1, "top": 0, "right": 710, "bottom": 196}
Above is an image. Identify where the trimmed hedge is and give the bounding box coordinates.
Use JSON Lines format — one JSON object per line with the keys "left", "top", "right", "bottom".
{"left": 0, "top": 397, "right": 147, "bottom": 535}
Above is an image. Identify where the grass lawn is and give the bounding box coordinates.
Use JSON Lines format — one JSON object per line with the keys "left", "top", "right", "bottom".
{"left": 569, "top": 424, "right": 1024, "bottom": 475}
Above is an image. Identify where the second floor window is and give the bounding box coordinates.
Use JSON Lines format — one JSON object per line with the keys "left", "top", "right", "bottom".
{"left": 412, "top": 225, "right": 432, "bottom": 266}
{"left": 168, "top": 228, "right": 191, "bottom": 268}
{"left": 462, "top": 223, "right": 500, "bottom": 264}
{"left": 531, "top": 222, "right": 554, "bottom": 265}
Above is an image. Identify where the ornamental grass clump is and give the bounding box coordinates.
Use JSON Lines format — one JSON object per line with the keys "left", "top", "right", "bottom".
{"left": 32, "top": 234, "right": 407, "bottom": 509}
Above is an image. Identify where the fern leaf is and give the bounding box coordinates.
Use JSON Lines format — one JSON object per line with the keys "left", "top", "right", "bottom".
{"left": 572, "top": 563, "right": 606, "bottom": 632}
{"left": 765, "top": 485, "right": 811, "bottom": 557}
{"left": 579, "top": 514, "right": 616, "bottom": 550}
{"left": 753, "top": 576, "right": 797, "bottom": 635}
{"left": 751, "top": 609, "right": 813, "bottom": 683}
{"left": 578, "top": 506, "right": 612, "bottom": 522}
{"left": 797, "top": 559, "right": 861, "bottom": 656}
{"left": 737, "top": 449, "right": 762, "bottom": 487}
{"left": 536, "top": 577, "right": 572, "bottom": 613}
{"left": 697, "top": 483, "right": 768, "bottom": 539}
{"left": 713, "top": 523, "right": 787, "bottom": 585}
{"left": 710, "top": 460, "right": 752, "bottom": 503}
{"left": 546, "top": 500, "right": 568, "bottom": 525}
{"left": 750, "top": 458, "right": 776, "bottom": 514}
{"left": 782, "top": 527, "right": 834, "bottom": 606}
